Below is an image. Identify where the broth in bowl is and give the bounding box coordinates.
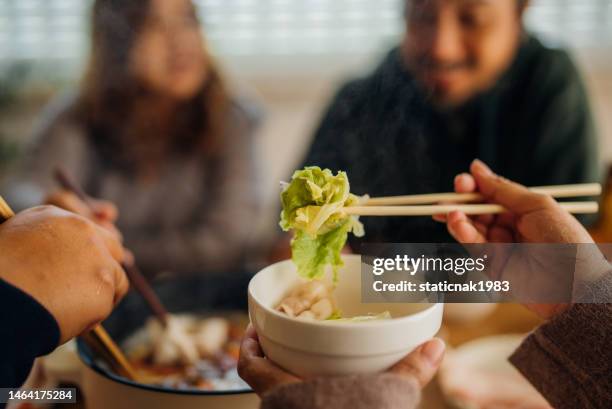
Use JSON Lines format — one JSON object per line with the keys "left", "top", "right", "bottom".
{"left": 123, "top": 312, "right": 249, "bottom": 391}
{"left": 74, "top": 273, "right": 258, "bottom": 409}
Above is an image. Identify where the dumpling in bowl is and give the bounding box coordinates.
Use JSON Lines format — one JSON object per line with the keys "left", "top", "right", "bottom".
{"left": 148, "top": 315, "right": 200, "bottom": 366}
{"left": 194, "top": 318, "right": 229, "bottom": 357}
{"left": 277, "top": 280, "right": 335, "bottom": 320}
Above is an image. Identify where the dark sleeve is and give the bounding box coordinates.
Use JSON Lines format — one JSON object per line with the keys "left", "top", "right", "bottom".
{"left": 260, "top": 374, "right": 421, "bottom": 409}
{"left": 509, "top": 302, "right": 612, "bottom": 408}
{"left": 528, "top": 50, "right": 601, "bottom": 188}
{"left": 0, "top": 279, "right": 60, "bottom": 388}
{"left": 300, "top": 82, "right": 361, "bottom": 172}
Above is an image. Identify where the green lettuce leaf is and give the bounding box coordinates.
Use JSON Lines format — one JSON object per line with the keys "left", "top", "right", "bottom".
{"left": 280, "top": 166, "right": 365, "bottom": 280}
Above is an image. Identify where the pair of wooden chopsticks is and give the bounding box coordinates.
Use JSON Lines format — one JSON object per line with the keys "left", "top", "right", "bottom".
{"left": 345, "top": 183, "right": 601, "bottom": 216}
{"left": 0, "top": 195, "right": 138, "bottom": 381}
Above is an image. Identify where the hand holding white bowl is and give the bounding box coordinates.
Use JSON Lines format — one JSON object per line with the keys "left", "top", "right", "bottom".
{"left": 238, "top": 325, "right": 445, "bottom": 396}
{"left": 247, "top": 255, "right": 444, "bottom": 378}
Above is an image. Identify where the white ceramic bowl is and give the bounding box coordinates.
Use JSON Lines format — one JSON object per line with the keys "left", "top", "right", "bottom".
{"left": 248, "top": 255, "right": 443, "bottom": 377}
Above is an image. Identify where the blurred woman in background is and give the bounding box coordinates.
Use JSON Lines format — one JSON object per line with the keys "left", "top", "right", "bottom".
{"left": 4, "top": 0, "right": 262, "bottom": 276}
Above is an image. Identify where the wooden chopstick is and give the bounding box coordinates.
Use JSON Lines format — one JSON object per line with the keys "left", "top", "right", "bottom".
{"left": 122, "top": 262, "right": 169, "bottom": 327}
{"left": 86, "top": 326, "right": 139, "bottom": 380}
{"left": 0, "top": 196, "right": 13, "bottom": 220}
{"left": 54, "top": 167, "right": 169, "bottom": 327}
{"left": 344, "top": 201, "right": 599, "bottom": 217}
{"left": 0, "top": 195, "right": 138, "bottom": 381}
{"left": 365, "top": 183, "right": 602, "bottom": 206}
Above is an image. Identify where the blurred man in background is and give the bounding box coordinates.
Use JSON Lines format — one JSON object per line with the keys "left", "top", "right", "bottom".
{"left": 302, "top": 0, "right": 600, "bottom": 244}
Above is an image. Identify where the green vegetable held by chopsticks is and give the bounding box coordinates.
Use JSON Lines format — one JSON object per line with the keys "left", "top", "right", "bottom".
{"left": 280, "top": 167, "right": 365, "bottom": 281}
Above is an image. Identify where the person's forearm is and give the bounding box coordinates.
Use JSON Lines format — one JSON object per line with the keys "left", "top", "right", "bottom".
{"left": 510, "top": 302, "right": 612, "bottom": 409}
{"left": 260, "top": 374, "right": 421, "bottom": 409}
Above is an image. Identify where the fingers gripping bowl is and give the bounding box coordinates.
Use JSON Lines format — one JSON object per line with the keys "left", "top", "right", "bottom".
{"left": 248, "top": 255, "right": 444, "bottom": 377}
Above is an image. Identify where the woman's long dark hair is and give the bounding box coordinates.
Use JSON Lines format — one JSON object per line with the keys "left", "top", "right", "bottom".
{"left": 77, "top": 0, "right": 229, "bottom": 173}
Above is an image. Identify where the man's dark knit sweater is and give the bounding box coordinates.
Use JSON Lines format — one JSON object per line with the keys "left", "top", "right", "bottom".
{"left": 303, "top": 35, "right": 600, "bottom": 245}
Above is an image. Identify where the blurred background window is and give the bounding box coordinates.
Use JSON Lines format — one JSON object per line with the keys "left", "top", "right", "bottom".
{"left": 1, "top": 0, "right": 611, "bottom": 72}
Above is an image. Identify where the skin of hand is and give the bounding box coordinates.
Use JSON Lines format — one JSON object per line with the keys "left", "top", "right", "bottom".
{"left": 434, "top": 159, "right": 595, "bottom": 319}
{"left": 45, "top": 189, "right": 121, "bottom": 240}
{"left": 0, "top": 206, "right": 129, "bottom": 344}
{"left": 238, "top": 325, "right": 445, "bottom": 396}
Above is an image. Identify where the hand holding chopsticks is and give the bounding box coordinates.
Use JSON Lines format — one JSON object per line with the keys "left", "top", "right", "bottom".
{"left": 345, "top": 183, "right": 600, "bottom": 217}
{"left": 0, "top": 195, "right": 138, "bottom": 380}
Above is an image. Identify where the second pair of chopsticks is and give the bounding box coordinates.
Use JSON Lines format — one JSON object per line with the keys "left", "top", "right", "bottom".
{"left": 345, "top": 183, "right": 601, "bottom": 217}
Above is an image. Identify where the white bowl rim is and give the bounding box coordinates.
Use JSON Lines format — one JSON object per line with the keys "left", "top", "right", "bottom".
{"left": 248, "top": 256, "right": 442, "bottom": 331}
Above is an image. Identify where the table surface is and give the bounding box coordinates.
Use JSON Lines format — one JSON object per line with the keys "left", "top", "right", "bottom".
{"left": 421, "top": 303, "right": 542, "bottom": 409}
